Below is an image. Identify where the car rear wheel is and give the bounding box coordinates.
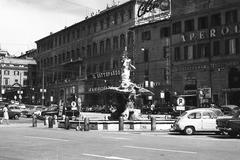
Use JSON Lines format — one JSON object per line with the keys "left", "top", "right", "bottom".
{"left": 184, "top": 126, "right": 195, "bottom": 135}
{"left": 228, "top": 131, "right": 238, "bottom": 137}
{"left": 14, "top": 114, "right": 19, "bottom": 120}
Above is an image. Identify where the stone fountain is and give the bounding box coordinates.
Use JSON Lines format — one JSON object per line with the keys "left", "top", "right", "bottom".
{"left": 102, "top": 49, "right": 154, "bottom": 120}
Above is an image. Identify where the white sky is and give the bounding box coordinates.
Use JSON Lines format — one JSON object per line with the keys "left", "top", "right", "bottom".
{"left": 0, "top": 0, "right": 129, "bottom": 56}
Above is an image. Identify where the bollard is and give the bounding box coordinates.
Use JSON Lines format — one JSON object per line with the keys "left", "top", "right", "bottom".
{"left": 151, "top": 116, "right": 156, "bottom": 131}
{"left": 53, "top": 115, "right": 58, "bottom": 126}
{"left": 72, "top": 116, "right": 76, "bottom": 121}
{"left": 48, "top": 117, "right": 53, "bottom": 128}
{"left": 32, "top": 115, "right": 37, "bottom": 127}
{"left": 84, "top": 117, "right": 89, "bottom": 131}
{"left": 119, "top": 116, "right": 124, "bottom": 131}
{"left": 44, "top": 116, "right": 48, "bottom": 126}
{"left": 65, "top": 116, "right": 70, "bottom": 130}
{"left": 62, "top": 115, "right": 66, "bottom": 121}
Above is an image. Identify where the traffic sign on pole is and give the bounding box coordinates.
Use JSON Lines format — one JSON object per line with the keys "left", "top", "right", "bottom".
{"left": 177, "top": 97, "right": 185, "bottom": 106}
{"left": 71, "top": 101, "right": 77, "bottom": 110}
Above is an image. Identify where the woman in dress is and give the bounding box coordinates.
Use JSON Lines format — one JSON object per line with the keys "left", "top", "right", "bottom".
{"left": 2, "top": 104, "right": 9, "bottom": 125}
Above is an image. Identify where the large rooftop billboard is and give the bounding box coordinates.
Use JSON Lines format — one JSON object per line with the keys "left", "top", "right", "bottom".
{"left": 135, "top": 0, "right": 171, "bottom": 26}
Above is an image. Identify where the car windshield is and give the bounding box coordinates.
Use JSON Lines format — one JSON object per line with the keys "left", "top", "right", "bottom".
{"left": 212, "top": 109, "right": 224, "bottom": 117}
{"left": 179, "top": 112, "right": 187, "bottom": 117}
{"left": 48, "top": 106, "right": 58, "bottom": 111}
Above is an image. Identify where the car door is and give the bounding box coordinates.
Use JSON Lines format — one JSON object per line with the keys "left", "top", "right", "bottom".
{"left": 187, "top": 112, "right": 202, "bottom": 131}
{"left": 202, "top": 111, "right": 217, "bottom": 131}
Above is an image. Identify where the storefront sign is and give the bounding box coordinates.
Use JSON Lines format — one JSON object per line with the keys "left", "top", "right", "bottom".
{"left": 182, "top": 23, "right": 240, "bottom": 43}
{"left": 88, "top": 86, "right": 113, "bottom": 92}
{"left": 91, "top": 69, "right": 121, "bottom": 79}
{"left": 136, "top": 0, "right": 171, "bottom": 26}
{"left": 175, "top": 63, "right": 226, "bottom": 72}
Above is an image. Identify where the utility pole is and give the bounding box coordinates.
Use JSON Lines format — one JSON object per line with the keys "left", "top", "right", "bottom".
{"left": 0, "top": 57, "right": 3, "bottom": 101}
{"left": 0, "top": 48, "right": 1, "bottom": 101}
{"left": 41, "top": 69, "right": 45, "bottom": 106}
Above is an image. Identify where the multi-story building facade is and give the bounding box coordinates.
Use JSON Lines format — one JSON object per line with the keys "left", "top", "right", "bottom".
{"left": 36, "top": 0, "right": 240, "bottom": 107}
{"left": 171, "top": 0, "right": 240, "bottom": 106}
{"left": 133, "top": 0, "right": 240, "bottom": 106}
{"left": 0, "top": 50, "right": 36, "bottom": 103}
{"left": 35, "top": 1, "right": 136, "bottom": 105}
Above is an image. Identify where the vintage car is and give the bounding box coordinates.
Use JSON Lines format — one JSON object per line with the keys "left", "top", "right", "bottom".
{"left": 171, "top": 108, "right": 224, "bottom": 135}
{"left": 220, "top": 105, "right": 240, "bottom": 115}
{"left": 0, "top": 106, "right": 21, "bottom": 119}
{"left": 22, "top": 105, "right": 47, "bottom": 118}
{"left": 216, "top": 109, "right": 240, "bottom": 137}
{"left": 41, "top": 105, "right": 79, "bottom": 118}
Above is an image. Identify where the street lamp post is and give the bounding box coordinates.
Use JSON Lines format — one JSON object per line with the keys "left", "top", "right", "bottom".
{"left": 17, "top": 90, "right": 23, "bottom": 103}
{"left": 40, "top": 88, "right": 46, "bottom": 106}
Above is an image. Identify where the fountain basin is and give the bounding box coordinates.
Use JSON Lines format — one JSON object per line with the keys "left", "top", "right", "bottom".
{"left": 58, "top": 119, "right": 175, "bottom": 131}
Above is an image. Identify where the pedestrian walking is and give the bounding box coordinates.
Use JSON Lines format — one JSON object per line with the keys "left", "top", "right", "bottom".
{"left": 2, "top": 104, "right": 9, "bottom": 125}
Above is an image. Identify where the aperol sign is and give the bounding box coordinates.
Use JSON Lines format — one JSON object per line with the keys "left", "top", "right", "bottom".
{"left": 136, "top": 0, "right": 171, "bottom": 26}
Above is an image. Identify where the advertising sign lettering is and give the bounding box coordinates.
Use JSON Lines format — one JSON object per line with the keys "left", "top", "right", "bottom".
{"left": 136, "top": 0, "right": 171, "bottom": 26}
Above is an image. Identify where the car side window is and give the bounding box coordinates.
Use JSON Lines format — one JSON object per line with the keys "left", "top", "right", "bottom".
{"left": 202, "top": 112, "right": 215, "bottom": 119}
{"left": 188, "top": 112, "right": 201, "bottom": 119}
{"left": 223, "top": 108, "right": 230, "bottom": 112}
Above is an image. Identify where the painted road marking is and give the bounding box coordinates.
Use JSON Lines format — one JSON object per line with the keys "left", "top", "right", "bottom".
{"left": 102, "top": 136, "right": 131, "bottom": 140}
{"left": 123, "top": 145, "right": 197, "bottom": 154}
{"left": 24, "top": 136, "right": 70, "bottom": 142}
{"left": 82, "top": 153, "right": 133, "bottom": 160}
{"left": 156, "top": 134, "right": 240, "bottom": 143}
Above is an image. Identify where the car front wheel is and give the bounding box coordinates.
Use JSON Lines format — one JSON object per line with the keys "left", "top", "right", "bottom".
{"left": 184, "top": 126, "right": 195, "bottom": 135}
{"left": 14, "top": 114, "right": 19, "bottom": 120}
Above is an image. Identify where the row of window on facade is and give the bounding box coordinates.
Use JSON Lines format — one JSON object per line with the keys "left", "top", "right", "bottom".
{"left": 2, "top": 78, "right": 28, "bottom": 86}
{"left": 87, "top": 59, "right": 119, "bottom": 75}
{"left": 42, "top": 69, "right": 84, "bottom": 84}
{"left": 87, "top": 33, "right": 133, "bottom": 57}
{"left": 142, "top": 9, "right": 239, "bottom": 40}
{"left": 40, "top": 48, "right": 82, "bottom": 68}
{"left": 38, "top": 7, "right": 133, "bottom": 52}
{"left": 174, "top": 38, "right": 240, "bottom": 61}
{"left": 40, "top": 33, "right": 133, "bottom": 68}
{"left": 1, "top": 70, "right": 27, "bottom": 76}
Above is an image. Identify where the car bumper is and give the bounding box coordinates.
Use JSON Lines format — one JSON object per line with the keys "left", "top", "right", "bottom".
{"left": 170, "top": 124, "right": 182, "bottom": 132}
{"left": 217, "top": 127, "right": 232, "bottom": 132}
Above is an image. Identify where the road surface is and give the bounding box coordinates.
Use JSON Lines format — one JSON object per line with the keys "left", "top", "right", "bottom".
{"left": 0, "top": 124, "right": 239, "bottom": 160}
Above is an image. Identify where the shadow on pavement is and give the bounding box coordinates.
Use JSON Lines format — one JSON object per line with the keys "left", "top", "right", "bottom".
{"left": 207, "top": 134, "right": 240, "bottom": 139}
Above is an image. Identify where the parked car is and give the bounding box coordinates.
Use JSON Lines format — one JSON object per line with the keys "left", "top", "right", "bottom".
{"left": 41, "top": 105, "right": 79, "bottom": 118}
{"left": 22, "top": 105, "right": 46, "bottom": 118}
{"left": 8, "top": 105, "right": 22, "bottom": 112}
{"left": 170, "top": 108, "right": 224, "bottom": 135}
{"left": 0, "top": 106, "right": 21, "bottom": 119}
{"left": 153, "top": 106, "right": 175, "bottom": 115}
{"left": 41, "top": 105, "right": 59, "bottom": 117}
{"left": 217, "top": 109, "right": 240, "bottom": 137}
{"left": 220, "top": 105, "right": 240, "bottom": 115}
